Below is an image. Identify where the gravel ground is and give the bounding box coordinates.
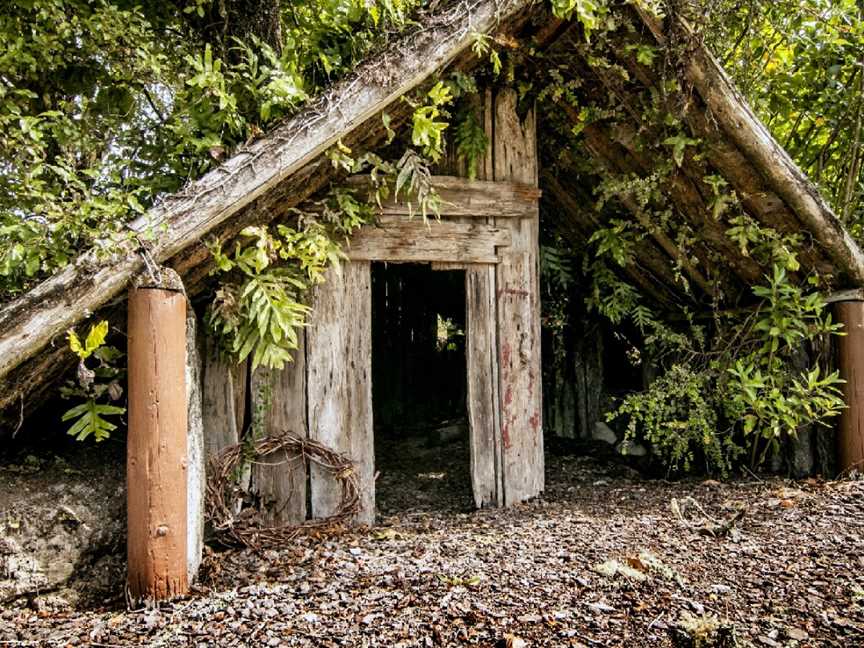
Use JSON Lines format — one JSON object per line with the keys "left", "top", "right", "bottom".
{"left": 3, "top": 436, "right": 864, "bottom": 647}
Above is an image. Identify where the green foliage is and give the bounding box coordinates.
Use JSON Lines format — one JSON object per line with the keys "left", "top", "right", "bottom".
{"left": 62, "top": 400, "right": 125, "bottom": 443}
{"left": 471, "top": 33, "right": 502, "bottom": 76}
{"left": 61, "top": 320, "right": 125, "bottom": 442}
{"left": 410, "top": 81, "right": 454, "bottom": 162}
{"left": 595, "top": 220, "right": 845, "bottom": 475}
{"left": 206, "top": 214, "right": 358, "bottom": 370}
{"left": 540, "top": 245, "right": 575, "bottom": 289}
{"left": 455, "top": 111, "right": 489, "bottom": 181}
{"left": 551, "top": 0, "right": 608, "bottom": 38}
{"left": 205, "top": 144, "right": 441, "bottom": 369}
{"left": 703, "top": 0, "right": 864, "bottom": 229}
{"left": 0, "top": 0, "right": 421, "bottom": 300}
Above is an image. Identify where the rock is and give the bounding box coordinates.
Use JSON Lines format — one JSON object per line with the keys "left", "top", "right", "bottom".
{"left": 786, "top": 628, "right": 808, "bottom": 641}
{"left": 592, "top": 422, "right": 617, "bottom": 445}
{"left": 0, "top": 447, "right": 124, "bottom": 606}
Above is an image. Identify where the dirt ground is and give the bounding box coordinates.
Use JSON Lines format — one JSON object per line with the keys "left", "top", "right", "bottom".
{"left": 3, "top": 434, "right": 864, "bottom": 647}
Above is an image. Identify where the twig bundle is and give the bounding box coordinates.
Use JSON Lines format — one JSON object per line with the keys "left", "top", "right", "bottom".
{"left": 206, "top": 432, "right": 360, "bottom": 548}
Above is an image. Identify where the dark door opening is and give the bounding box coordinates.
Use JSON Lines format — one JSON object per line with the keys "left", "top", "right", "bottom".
{"left": 371, "top": 262, "right": 473, "bottom": 515}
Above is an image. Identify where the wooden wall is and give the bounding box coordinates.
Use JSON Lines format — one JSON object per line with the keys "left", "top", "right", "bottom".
{"left": 201, "top": 85, "right": 544, "bottom": 526}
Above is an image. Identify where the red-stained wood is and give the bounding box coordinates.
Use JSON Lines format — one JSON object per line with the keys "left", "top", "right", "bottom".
{"left": 836, "top": 300, "right": 864, "bottom": 473}
{"left": 492, "top": 88, "right": 544, "bottom": 505}
{"left": 127, "top": 285, "right": 188, "bottom": 602}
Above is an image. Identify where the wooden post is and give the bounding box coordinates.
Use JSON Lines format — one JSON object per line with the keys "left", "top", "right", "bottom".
{"left": 492, "top": 88, "right": 544, "bottom": 504}
{"left": 836, "top": 300, "right": 864, "bottom": 473}
{"left": 127, "top": 278, "right": 188, "bottom": 602}
{"left": 185, "top": 301, "right": 205, "bottom": 582}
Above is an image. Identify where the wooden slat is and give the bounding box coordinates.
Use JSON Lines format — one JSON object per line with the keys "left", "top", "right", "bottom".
{"left": 443, "top": 89, "right": 504, "bottom": 508}
{"left": 347, "top": 219, "right": 510, "bottom": 263}
{"left": 202, "top": 338, "right": 248, "bottom": 462}
{"left": 307, "top": 262, "right": 375, "bottom": 525}
{"left": 249, "top": 332, "right": 308, "bottom": 526}
{"left": 467, "top": 266, "right": 503, "bottom": 507}
{"left": 185, "top": 303, "right": 205, "bottom": 582}
{"left": 431, "top": 261, "right": 470, "bottom": 271}
{"left": 493, "top": 89, "right": 544, "bottom": 506}
{"left": 344, "top": 175, "right": 541, "bottom": 218}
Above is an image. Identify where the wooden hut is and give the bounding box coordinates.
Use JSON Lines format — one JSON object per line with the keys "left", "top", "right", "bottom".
{"left": 1, "top": 0, "right": 864, "bottom": 600}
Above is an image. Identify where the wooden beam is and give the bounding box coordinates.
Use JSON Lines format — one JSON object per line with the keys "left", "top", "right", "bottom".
{"left": 346, "top": 219, "right": 511, "bottom": 263}
{"left": 634, "top": 7, "right": 864, "bottom": 286}
{"left": 827, "top": 288, "right": 864, "bottom": 304}
{"left": 836, "top": 300, "right": 864, "bottom": 473}
{"left": 492, "top": 88, "right": 545, "bottom": 506}
{"left": 343, "top": 175, "right": 541, "bottom": 218}
{"left": 437, "top": 89, "right": 504, "bottom": 508}
{"left": 0, "top": 0, "right": 534, "bottom": 388}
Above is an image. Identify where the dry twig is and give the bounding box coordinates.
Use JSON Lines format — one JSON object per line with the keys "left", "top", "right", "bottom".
{"left": 206, "top": 433, "right": 360, "bottom": 548}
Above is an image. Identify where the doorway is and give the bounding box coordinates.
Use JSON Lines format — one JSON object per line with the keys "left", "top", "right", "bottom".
{"left": 370, "top": 262, "right": 474, "bottom": 515}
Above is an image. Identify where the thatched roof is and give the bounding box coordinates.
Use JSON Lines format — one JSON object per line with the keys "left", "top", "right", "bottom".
{"left": 0, "top": 0, "right": 860, "bottom": 432}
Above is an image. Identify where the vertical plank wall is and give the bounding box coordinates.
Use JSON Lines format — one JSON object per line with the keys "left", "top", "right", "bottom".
{"left": 492, "top": 89, "right": 544, "bottom": 505}
{"left": 444, "top": 90, "right": 504, "bottom": 508}
{"left": 307, "top": 262, "right": 375, "bottom": 524}
{"left": 202, "top": 338, "right": 248, "bottom": 461}
{"left": 249, "top": 332, "right": 308, "bottom": 526}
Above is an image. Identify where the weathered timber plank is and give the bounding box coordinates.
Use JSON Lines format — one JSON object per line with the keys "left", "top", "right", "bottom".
{"left": 347, "top": 219, "right": 510, "bottom": 264}
{"left": 202, "top": 337, "right": 248, "bottom": 463}
{"left": 249, "top": 331, "right": 308, "bottom": 526}
{"left": 307, "top": 262, "right": 374, "bottom": 525}
{"left": 439, "top": 89, "right": 503, "bottom": 508}
{"left": 185, "top": 302, "right": 205, "bottom": 582}
{"left": 493, "top": 89, "right": 544, "bottom": 505}
{"left": 343, "top": 175, "right": 540, "bottom": 218}
{"left": 466, "top": 266, "right": 503, "bottom": 507}
{"left": 0, "top": 0, "right": 535, "bottom": 387}
{"left": 431, "top": 262, "right": 471, "bottom": 271}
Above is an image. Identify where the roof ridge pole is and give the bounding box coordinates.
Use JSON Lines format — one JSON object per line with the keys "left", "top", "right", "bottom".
{"left": 632, "top": 6, "right": 864, "bottom": 286}
{"left": 126, "top": 270, "right": 189, "bottom": 605}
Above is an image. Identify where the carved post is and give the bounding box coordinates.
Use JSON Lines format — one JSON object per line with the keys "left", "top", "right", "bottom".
{"left": 836, "top": 300, "right": 864, "bottom": 474}
{"left": 127, "top": 273, "right": 189, "bottom": 602}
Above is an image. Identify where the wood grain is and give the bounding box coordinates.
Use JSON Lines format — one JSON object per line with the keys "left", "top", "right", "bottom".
{"left": 493, "top": 89, "right": 545, "bottom": 505}
{"left": 343, "top": 175, "right": 540, "bottom": 218}
{"left": 249, "top": 332, "right": 308, "bottom": 526}
{"left": 127, "top": 287, "right": 188, "bottom": 602}
{"left": 307, "top": 262, "right": 375, "bottom": 524}
{"left": 346, "top": 219, "right": 510, "bottom": 264}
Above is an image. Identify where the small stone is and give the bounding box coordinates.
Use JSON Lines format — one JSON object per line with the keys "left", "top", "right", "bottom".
{"left": 592, "top": 422, "right": 617, "bottom": 444}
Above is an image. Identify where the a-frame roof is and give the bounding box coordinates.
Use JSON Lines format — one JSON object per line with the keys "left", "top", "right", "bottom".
{"left": 0, "top": 0, "right": 861, "bottom": 430}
